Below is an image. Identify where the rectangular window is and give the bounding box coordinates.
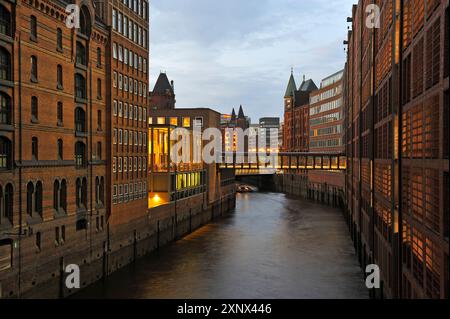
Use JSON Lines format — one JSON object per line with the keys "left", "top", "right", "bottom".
{"left": 112, "top": 9, "right": 117, "bottom": 30}
{"left": 118, "top": 12, "right": 122, "bottom": 33}
{"left": 113, "top": 43, "right": 117, "bottom": 59}
{"left": 123, "top": 16, "right": 128, "bottom": 37}
{"left": 118, "top": 45, "right": 123, "bottom": 62}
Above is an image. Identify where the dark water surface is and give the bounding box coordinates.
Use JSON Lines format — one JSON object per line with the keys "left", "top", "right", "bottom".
{"left": 74, "top": 192, "right": 368, "bottom": 299}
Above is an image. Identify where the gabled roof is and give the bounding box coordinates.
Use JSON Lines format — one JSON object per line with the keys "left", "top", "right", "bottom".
{"left": 299, "top": 79, "right": 318, "bottom": 92}
{"left": 153, "top": 73, "right": 173, "bottom": 95}
{"left": 284, "top": 72, "right": 297, "bottom": 98}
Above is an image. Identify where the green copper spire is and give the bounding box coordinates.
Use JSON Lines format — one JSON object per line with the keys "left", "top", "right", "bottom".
{"left": 284, "top": 69, "right": 297, "bottom": 98}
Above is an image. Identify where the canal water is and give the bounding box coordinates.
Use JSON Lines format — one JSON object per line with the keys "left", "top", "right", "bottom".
{"left": 74, "top": 192, "right": 368, "bottom": 299}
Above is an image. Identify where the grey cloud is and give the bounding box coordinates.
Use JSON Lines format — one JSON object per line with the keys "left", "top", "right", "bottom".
{"left": 150, "top": 0, "right": 354, "bottom": 121}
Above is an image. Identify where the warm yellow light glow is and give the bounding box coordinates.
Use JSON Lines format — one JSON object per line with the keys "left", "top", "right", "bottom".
{"left": 148, "top": 192, "right": 169, "bottom": 208}
{"left": 183, "top": 117, "right": 191, "bottom": 128}
{"left": 157, "top": 117, "right": 166, "bottom": 125}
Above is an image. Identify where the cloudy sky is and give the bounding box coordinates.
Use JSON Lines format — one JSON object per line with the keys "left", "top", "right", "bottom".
{"left": 149, "top": 0, "right": 355, "bottom": 122}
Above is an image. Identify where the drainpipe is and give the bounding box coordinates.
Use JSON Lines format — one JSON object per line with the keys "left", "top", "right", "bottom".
{"left": 18, "top": 29, "right": 23, "bottom": 299}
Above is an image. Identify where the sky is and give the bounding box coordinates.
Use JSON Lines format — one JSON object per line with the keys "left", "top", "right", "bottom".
{"left": 149, "top": 0, "right": 355, "bottom": 122}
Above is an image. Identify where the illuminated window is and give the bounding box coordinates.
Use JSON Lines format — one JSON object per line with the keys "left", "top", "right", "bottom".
{"left": 170, "top": 117, "right": 178, "bottom": 126}
{"left": 157, "top": 117, "right": 165, "bottom": 125}
{"left": 182, "top": 117, "right": 191, "bottom": 128}
{"left": 151, "top": 128, "right": 170, "bottom": 172}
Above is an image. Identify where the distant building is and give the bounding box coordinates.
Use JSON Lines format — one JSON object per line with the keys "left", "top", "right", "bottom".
{"left": 149, "top": 72, "right": 176, "bottom": 110}
{"left": 283, "top": 70, "right": 318, "bottom": 152}
{"left": 308, "top": 70, "right": 345, "bottom": 191}
{"left": 259, "top": 117, "right": 280, "bottom": 152}
{"left": 221, "top": 105, "right": 250, "bottom": 152}
{"left": 309, "top": 70, "right": 344, "bottom": 153}
{"left": 279, "top": 122, "right": 284, "bottom": 151}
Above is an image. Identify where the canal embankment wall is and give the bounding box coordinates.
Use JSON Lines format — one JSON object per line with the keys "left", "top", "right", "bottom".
{"left": 238, "top": 173, "right": 344, "bottom": 209}
{"left": 13, "top": 189, "right": 236, "bottom": 299}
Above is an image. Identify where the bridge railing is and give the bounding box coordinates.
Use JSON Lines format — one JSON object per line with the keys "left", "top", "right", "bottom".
{"left": 218, "top": 152, "right": 346, "bottom": 175}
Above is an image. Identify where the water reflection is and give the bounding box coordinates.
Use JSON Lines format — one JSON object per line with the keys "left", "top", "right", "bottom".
{"left": 74, "top": 192, "right": 368, "bottom": 299}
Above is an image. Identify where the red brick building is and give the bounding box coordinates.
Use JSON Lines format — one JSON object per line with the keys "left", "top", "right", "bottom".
{"left": 0, "top": 0, "right": 153, "bottom": 297}
{"left": 149, "top": 72, "right": 175, "bottom": 110}
{"left": 0, "top": 0, "right": 109, "bottom": 297}
{"left": 344, "top": 0, "right": 449, "bottom": 299}
{"left": 106, "top": 0, "right": 149, "bottom": 229}
{"left": 282, "top": 71, "right": 317, "bottom": 152}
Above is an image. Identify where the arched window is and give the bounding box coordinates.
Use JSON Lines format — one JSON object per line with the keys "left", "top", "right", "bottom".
{"left": 35, "top": 181, "right": 42, "bottom": 217}
{"left": 76, "top": 178, "right": 81, "bottom": 208}
{"left": 57, "top": 64, "right": 63, "bottom": 88}
{"left": 79, "top": 6, "right": 91, "bottom": 37}
{"left": 82, "top": 177, "right": 87, "bottom": 208}
{"left": 57, "top": 28, "right": 63, "bottom": 50}
{"left": 100, "top": 177, "right": 105, "bottom": 205}
{"left": 30, "top": 15, "right": 37, "bottom": 40}
{"left": 76, "top": 219, "right": 88, "bottom": 231}
{"left": 60, "top": 179, "right": 67, "bottom": 213}
{"left": 75, "top": 74, "right": 86, "bottom": 99}
{"left": 0, "top": 4, "right": 11, "bottom": 37}
{"left": 97, "top": 78, "right": 102, "bottom": 99}
{"left": 75, "top": 142, "right": 86, "bottom": 167}
{"left": 0, "top": 47, "right": 10, "bottom": 81}
{"left": 3, "top": 183, "right": 13, "bottom": 224}
{"left": 76, "top": 42, "right": 86, "bottom": 66}
{"left": 30, "top": 55, "right": 38, "bottom": 82}
{"left": 32, "top": 137, "right": 38, "bottom": 160}
{"left": 75, "top": 108, "right": 86, "bottom": 132}
{"left": 26, "top": 182, "right": 34, "bottom": 216}
{"left": 0, "top": 137, "right": 11, "bottom": 170}
{"left": 53, "top": 180, "right": 60, "bottom": 211}
{"left": 31, "top": 96, "right": 38, "bottom": 121}
{"left": 0, "top": 92, "right": 11, "bottom": 125}
{"left": 76, "top": 178, "right": 87, "bottom": 209}
{"left": 57, "top": 139, "right": 63, "bottom": 160}
{"left": 95, "top": 177, "right": 99, "bottom": 204}
{"left": 57, "top": 102, "right": 63, "bottom": 124}
{"left": 97, "top": 47, "right": 102, "bottom": 66}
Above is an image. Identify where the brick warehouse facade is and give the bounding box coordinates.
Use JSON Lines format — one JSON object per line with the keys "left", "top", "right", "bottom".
{"left": 0, "top": 0, "right": 109, "bottom": 297}
{"left": 0, "top": 0, "right": 235, "bottom": 298}
{"left": 344, "top": 0, "right": 449, "bottom": 299}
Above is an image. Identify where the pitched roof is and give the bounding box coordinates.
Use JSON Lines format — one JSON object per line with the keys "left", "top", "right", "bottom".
{"left": 284, "top": 73, "right": 297, "bottom": 97}
{"left": 153, "top": 73, "right": 173, "bottom": 95}
{"left": 231, "top": 108, "right": 236, "bottom": 120}
{"left": 298, "top": 79, "right": 318, "bottom": 92}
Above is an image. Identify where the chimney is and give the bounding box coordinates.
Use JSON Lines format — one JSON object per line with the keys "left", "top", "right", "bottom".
{"left": 171, "top": 80, "right": 174, "bottom": 92}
